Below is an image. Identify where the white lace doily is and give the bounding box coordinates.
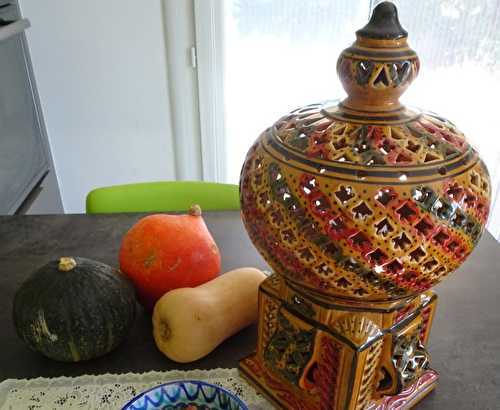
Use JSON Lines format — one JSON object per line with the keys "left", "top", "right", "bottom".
{"left": 0, "top": 368, "right": 272, "bottom": 410}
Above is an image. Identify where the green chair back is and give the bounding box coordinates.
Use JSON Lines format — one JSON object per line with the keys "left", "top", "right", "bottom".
{"left": 86, "top": 181, "right": 240, "bottom": 214}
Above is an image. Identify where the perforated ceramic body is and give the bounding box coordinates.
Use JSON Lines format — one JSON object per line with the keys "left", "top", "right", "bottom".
{"left": 239, "top": 3, "right": 491, "bottom": 302}
{"left": 240, "top": 103, "right": 490, "bottom": 301}
{"left": 239, "top": 11, "right": 491, "bottom": 302}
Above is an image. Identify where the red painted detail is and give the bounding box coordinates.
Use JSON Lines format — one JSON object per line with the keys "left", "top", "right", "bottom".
{"left": 309, "top": 191, "right": 333, "bottom": 219}
{"left": 440, "top": 130, "right": 458, "bottom": 145}
{"left": 399, "top": 271, "right": 419, "bottom": 289}
{"left": 431, "top": 228, "right": 451, "bottom": 247}
{"left": 370, "top": 185, "right": 471, "bottom": 262}
{"left": 374, "top": 187, "right": 398, "bottom": 207}
{"left": 384, "top": 265, "right": 424, "bottom": 292}
{"left": 395, "top": 200, "right": 420, "bottom": 224}
{"left": 463, "top": 189, "right": 477, "bottom": 209}
{"left": 475, "top": 198, "right": 490, "bottom": 224}
{"left": 413, "top": 217, "right": 437, "bottom": 239}
{"left": 445, "top": 181, "right": 465, "bottom": 202}
{"left": 420, "top": 120, "right": 466, "bottom": 151}
{"left": 384, "top": 259, "right": 404, "bottom": 275}
{"left": 414, "top": 279, "right": 432, "bottom": 292}
{"left": 419, "top": 222, "right": 470, "bottom": 264}
{"left": 368, "top": 125, "right": 383, "bottom": 145}
{"left": 454, "top": 246, "right": 467, "bottom": 260}
{"left": 381, "top": 261, "right": 423, "bottom": 293}
{"left": 298, "top": 173, "right": 372, "bottom": 253}
{"left": 366, "top": 248, "right": 388, "bottom": 265}
{"left": 300, "top": 173, "right": 320, "bottom": 191}
{"left": 420, "top": 305, "right": 432, "bottom": 342}
{"left": 307, "top": 131, "right": 332, "bottom": 159}
{"left": 395, "top": 304, "right": 414, "bottom": 324}
{"left": 392, "top": 150, "right": 414, "bottom": 165}
{"left": 302, "top": 174, "right": 432, "bottom": 284}
{"left": 366, "top": 370, "right": 439, "bottom": 409}
{"left": 317, "top": 336, "right": 341, "bottom": 410}
{"left": 326, "top": 216, "right": 350, "bottom": 240}
{"left": 443, "top": 180, "right": 490, "bottom": 224}
{"left": 379, "top": 136, "right": 415, "bottom": 165}
{"left": 379, "top": 138, "right": 396, "bottom": 154}
{"left": 349, "top": 231, "right": 374, "bottom": 254}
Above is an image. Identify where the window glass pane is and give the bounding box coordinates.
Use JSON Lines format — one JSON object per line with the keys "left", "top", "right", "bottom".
{"left": 372, "top": 0, "right": 500, "bottom": 234}
{"left": 222, "top": 0, "right": 500, "bottom": 236}
{"left": 223, "top": 0, "right": 369, "bottom": 183}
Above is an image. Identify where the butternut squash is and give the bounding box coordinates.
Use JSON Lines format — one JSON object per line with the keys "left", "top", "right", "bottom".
{"left": 152, "top": 267, "right": 266, "bottom": 363}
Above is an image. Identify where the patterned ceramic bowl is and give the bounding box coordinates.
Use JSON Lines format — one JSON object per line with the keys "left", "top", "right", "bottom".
{"left": 121, "top": 380, "right": 248, "bottom": 410}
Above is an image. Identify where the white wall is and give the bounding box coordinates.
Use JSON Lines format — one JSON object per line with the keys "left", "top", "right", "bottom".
{"left": 19, "top": 0, "right": 177, "bottom": 213}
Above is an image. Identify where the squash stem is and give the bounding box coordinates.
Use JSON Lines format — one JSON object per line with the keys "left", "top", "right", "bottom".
{"left": 188, "top": 204, "right": 202, "bottom": 217}
{"left": 59, "top": 257, "right": 77, "bottom": 272}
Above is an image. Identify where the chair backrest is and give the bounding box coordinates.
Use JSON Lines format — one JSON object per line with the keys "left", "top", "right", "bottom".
{"left": 86, "top": 181, "right": 240, "bottom": 214}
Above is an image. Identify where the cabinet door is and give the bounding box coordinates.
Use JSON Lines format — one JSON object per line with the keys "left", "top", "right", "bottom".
{"left": 0, "top": 19, "right": 49, "bottom": 214}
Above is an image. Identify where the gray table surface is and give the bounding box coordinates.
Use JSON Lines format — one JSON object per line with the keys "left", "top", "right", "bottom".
{"left": 0, "top": 212, "right": 498, "bottom": 409}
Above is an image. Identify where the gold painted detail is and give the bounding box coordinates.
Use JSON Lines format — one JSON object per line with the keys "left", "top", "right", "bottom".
{"left": 356, "top": 339, "right": 384, "bottom": 410}
{"left": 273, "top": 104, "right": 469, "bottom": 167}
{"left": 262, "top": 297, "right": 280, "bottom": 348}
{"left": 240, "top": 141, "right": 489, "bottom": 300}
{"left": 332, "top": 315, "right": 382, "bottom": 347}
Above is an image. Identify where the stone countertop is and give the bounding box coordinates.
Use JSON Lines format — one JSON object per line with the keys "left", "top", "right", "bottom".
{"left": 0, "top": 212, "right": 498, "bottom": 409}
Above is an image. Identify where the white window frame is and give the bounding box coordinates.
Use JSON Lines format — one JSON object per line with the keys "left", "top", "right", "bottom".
{"left": 193, "top": 0, "right": 227, "bottom": 183}
{"left": 165, "top": 0, "right": 226, "bottom": 183}
{"left": 161, "top": 0, "right": 203, "bottom": 181}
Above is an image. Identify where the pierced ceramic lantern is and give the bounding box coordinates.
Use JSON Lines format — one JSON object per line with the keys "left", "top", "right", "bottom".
{"left": 239, "top": 2, "right": 490, "bottom": 409}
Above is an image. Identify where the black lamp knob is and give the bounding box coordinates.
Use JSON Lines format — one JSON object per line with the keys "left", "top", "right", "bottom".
{"left": 356, "top": 2, "right": 408, "bottom": 40}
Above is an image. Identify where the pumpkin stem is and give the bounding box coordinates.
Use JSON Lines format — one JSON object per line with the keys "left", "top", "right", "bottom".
{"left": 188, "top": 204, "right": 202, "bottom": 217}
{"left": 59, "top": 257, "right": 77, "bottom": 272}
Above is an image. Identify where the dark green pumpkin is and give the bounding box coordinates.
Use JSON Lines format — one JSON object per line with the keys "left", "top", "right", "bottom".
{"left": 13, "top": 257, "right": 137, "bottom": 362}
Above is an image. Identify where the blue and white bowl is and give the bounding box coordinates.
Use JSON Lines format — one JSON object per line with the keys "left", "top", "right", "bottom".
{"left": 122, "top": 380, "right": 248, "bottom": 410}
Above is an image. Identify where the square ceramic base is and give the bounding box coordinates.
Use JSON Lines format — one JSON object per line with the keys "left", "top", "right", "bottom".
{"left": 240, "top": 353, "right": 439, "bottom": 410}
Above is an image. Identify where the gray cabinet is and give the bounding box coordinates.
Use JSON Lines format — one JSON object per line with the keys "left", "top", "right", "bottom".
{"left": 0, "top": 3, "right": 54, "bottom": 214}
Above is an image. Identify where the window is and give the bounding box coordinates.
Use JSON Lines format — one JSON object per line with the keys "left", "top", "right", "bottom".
{"left": 221, "top": 0, "right": 369, "bottom": 183}
{"left": 195, "top": 0, "right": 500, "bottom": 238}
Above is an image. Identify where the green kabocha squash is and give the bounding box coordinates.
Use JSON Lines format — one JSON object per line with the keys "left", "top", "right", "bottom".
{"left": 13, "top": 257, "right": 137, "bottom": 362}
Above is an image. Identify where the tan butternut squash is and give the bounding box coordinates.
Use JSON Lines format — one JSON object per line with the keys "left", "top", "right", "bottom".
{"left": 152, "top": 267, "right": 266, "bottom": 363}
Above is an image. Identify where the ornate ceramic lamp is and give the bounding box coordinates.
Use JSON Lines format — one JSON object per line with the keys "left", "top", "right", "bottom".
{"left": 239, "top": 2, "right": 491, "bottom": 409}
